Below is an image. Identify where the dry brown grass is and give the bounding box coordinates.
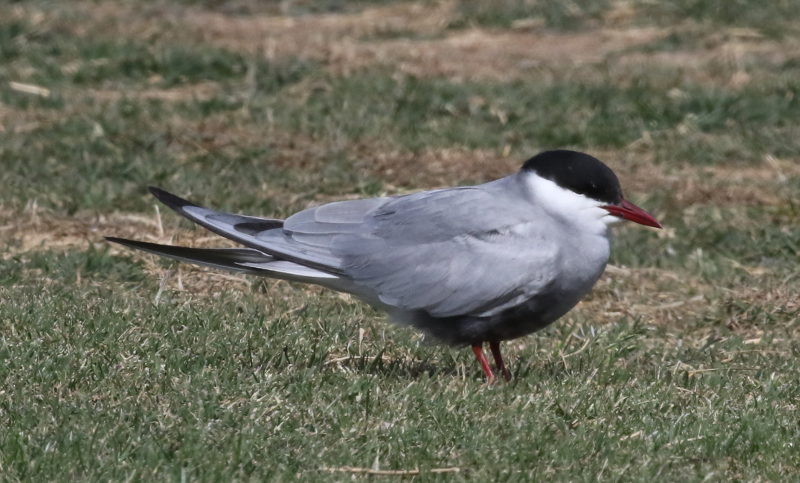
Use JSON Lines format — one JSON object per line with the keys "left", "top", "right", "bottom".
{"left": 5, "top": 87, "right": 795, "bottom": 211}
{"left": 578, "top": 266, "right": 713, "bottom": 325}
{"left": 9, "top": 0, "right": 795, "bottom": 102}
{"left": 573, "top": 259, "right": 799, "bottom": 341}
{"left": 5, "top": 84, "right": 795, "bottom": 226}
{"left": 87, "top": 81, "right": 225, "bottom": 103}
{"left": 128, "top": 113, "right": 800, "bottom": 209}
{"left": 0, "top": 204, "right": 178, "bottom": 256}
{"left": 77, "top": 1, "right": 663, "bottom": 81}
{"left": 0, "top": 103, "right": 52, "bottom": 134}
{"left": 355, "top": 27, "right": 665, "bottom": 81}
{"left": 56, "top": 1, "right": 794, "bottom": 87}
{"left": 614, "top": 25, "right": 798, "bottom": 88}
{"left": 0, "top": 202, "right": 262, "bottom": 295}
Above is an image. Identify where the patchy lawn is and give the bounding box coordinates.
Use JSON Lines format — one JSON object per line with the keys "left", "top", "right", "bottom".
{"left": 1, "top": 1, "right": 799, "bottom": 481}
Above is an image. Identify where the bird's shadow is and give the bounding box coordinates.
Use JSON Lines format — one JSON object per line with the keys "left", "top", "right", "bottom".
{"left": 329, "top": 354, "right": 469, "bottom": 381}
{"left": 328, "top": 351, "right": 538, "bottom": 384}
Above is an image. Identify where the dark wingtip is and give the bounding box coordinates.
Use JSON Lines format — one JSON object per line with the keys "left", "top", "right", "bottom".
{"left": 105, "top": 236, "right": 171, "bottom": 253}
{"left": 148, "top": 186, "right": 201, "bottom": 211}
{"left": 104, "top": 236, "right": 139, "bottom": 248}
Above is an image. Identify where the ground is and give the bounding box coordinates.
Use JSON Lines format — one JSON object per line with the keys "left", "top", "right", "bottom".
{"left": 1, "top": 0, "right": 800, "bottom": 481}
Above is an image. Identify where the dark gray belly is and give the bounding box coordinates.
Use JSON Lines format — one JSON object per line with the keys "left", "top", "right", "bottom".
{"left": 398, "top": 280, "right": 589, "bottom": 347}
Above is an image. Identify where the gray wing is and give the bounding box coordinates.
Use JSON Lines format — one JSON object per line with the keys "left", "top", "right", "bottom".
{"left": 284, "top": 179, "right": 559, "bottom": 318}
{"left": 144, "top": 184, "right": 558, "bottom": 317}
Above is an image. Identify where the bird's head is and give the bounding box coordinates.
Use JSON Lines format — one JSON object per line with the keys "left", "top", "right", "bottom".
{"left": 521, "top": 150, "right": 662, "bottom": 230}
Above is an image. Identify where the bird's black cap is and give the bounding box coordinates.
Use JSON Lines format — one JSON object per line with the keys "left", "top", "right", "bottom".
{"left": 521, "top": 150, "right": 623, "bottom": 204}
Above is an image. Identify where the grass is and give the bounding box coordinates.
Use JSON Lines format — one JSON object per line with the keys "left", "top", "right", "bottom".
{"left": 2, "top": 254, "right": 799, "bottom": 481}
{"left": 633, "top": 0, "right": 800, "bottom": 37}
{"left": 260, "top": 71, "right": 800, "bottom": 161}
{"left": 449, "top": 0, "right": 611, "bottom": 30}
{"left": 1, "top": 1, "right": 800, "bottom": 481}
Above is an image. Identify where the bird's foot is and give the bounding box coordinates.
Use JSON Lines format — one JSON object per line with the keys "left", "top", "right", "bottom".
{"left": 489, "top": 341, "right": 512, "bottom": 382}
{"left": 471, "top": 343, "right": 496, "bottom": 384}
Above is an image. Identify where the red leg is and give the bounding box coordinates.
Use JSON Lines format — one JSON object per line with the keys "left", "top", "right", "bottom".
{"left": 489, "top": 341, "right": 511, "bottom": 382}
{"left": 472, "top": 342, "right": 495, "bottom": 384}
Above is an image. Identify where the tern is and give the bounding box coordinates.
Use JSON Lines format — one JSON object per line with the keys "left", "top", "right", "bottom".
{"left": 107, "top": 150, "right": 661, "bottom": 383}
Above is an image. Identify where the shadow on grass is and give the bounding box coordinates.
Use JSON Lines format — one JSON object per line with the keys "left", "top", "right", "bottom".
{"left": 333, "top": 352, "right": 464, "bottom": 381}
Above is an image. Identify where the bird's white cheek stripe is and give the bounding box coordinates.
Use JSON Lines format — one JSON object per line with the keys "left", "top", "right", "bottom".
{"left": 523, "top": 173, "right": 615, "bottom": 231}
{"left": 524, "top": 173, "right": 601, "bottom": 213}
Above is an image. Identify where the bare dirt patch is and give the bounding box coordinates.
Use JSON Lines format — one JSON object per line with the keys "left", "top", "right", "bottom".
{"left": 184, "top": 1, "right": 455, "bottom": 54}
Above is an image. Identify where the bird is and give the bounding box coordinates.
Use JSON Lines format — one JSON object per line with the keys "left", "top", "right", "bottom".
{"left": 107, "top": 150, "right": 661, "bottom": 383}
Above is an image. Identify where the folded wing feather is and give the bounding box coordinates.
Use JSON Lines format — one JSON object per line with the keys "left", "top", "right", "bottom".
{"left": 120, "top": 183, "right": 557, "bottom": 321}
